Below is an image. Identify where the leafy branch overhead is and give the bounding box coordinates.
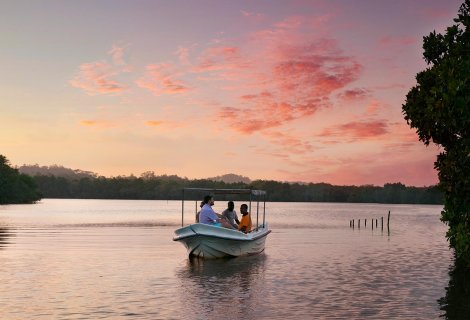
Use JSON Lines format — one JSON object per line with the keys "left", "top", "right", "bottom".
{"left": 403, "top": 0, "right": 470, "bottom": 264}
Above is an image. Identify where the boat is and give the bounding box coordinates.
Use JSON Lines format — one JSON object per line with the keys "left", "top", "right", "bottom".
{"left": 173, "top": 188, "right": 271, "bottom": 259}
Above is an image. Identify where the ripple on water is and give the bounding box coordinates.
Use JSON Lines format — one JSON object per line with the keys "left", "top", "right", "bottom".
{"left": 0, "top": 201, "right": 457, "bottom": 319}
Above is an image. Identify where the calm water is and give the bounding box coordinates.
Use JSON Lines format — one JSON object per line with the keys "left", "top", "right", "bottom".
{"left": 0, "top": 199, "right": 466, "bottom": 319}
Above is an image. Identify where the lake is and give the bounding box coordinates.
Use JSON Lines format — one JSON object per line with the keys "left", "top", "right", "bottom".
{"left": 0, "top": 199, "right": 467, "bottom": 319}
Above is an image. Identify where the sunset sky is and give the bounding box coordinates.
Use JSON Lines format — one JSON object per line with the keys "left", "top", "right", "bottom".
{"left": 0, "top": 0, "right": 463, "bottom": 186}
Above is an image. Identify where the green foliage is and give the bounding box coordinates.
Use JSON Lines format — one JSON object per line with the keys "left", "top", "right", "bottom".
{"left": 402, "top": 0, "right": 470, "bottom": 263}
{"left": 30, "top": 173, "right": 442, "bottom": 204}
{"left": 0, "top": 155, "right": 41, "bottom": 204}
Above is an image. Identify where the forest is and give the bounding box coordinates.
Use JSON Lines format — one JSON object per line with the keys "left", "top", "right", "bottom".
{"left": 0, "top": 156, "right": 41, "bottom": 204}
{"left": 21, "top": 165, "right": 443, "bottom": 204}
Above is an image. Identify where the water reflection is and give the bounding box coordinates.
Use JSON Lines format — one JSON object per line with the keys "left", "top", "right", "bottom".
{"left": 176, "top": 255, "right": 267, "bottom": 320}
{"left": 0, "top": 225, "right": 13, "bottom": 249}
{"left": 439, "top": 258, "right": 470, "bottom": 319}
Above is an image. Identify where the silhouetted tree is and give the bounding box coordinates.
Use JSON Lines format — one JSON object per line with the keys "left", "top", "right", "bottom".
{"left": 0, "top": 155, "right": 41, "bottom": 204}
{"left": 402, "top": 0, "right": 470, "bottom": 264}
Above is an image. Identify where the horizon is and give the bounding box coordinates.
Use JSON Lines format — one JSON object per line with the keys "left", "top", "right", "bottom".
{"left": 1, "top": 0, "right": 462, "bottom": 186}
{"left": 16, "top": 162, "right": 438, "bottom": 188}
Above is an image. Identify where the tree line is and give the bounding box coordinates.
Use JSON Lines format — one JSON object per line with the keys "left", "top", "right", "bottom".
{"left": 0, "top": 155, "right": 41, "bottom": 204}
{"left": 30, "top": 173, "right": 443, "bottom": 204}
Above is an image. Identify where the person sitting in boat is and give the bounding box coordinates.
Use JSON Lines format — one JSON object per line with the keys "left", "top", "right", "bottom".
{"left": 221, "top": 201, "right": 240, "bottom": 229}
{"left": 195, "top": 201, "right": 204, "bottom": 222}
{"left": 199, "top": 195, "right": 233, "bottom": 229}
{"left": 238, "top": 203, "right": 252, "bottom": 233}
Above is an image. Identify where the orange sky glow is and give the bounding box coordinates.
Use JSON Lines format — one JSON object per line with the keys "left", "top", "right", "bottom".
{"left": 0, "top": 0, "right": 462, "bottom": 186}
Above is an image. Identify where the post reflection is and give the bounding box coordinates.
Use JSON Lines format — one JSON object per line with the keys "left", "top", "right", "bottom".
{"left": 0, "top": 225, "right": 13, "bottom": 250}
{"left": 176, "top": 254, "right": 267, "bottom": 320}
{"left": 438, "top": 258, "right": 470, "bottom": 319}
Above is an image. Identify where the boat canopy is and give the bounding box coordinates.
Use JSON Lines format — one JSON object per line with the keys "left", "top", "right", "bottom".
{"left": 180, "top": 187, "right": 267, "bottom": 228}
{"left": 183, "top": 188, "right": 266, "bottom": 196}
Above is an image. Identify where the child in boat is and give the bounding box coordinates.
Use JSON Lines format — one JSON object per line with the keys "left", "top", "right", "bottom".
{"left": 238, "top": 203, "right": 252, "bottom": 233}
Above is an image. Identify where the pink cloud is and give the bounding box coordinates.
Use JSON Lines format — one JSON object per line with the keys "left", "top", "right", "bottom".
{"left": 308, "top": 14, "right": 334, "bottom": 28}
{"left": 218, "top": 106, "right": 283, "bottom": 133}
{"left": 175, "top": 46, "right": 190, "bottom": 65}
{"left": 108, "top": 44, "right": 128, "bottom": 66}
{"left": 143, "top": 119, "right": 186, "bottom": 131}
{"left": 365, "top": 100, "right": 380, "bottom": 115}
{"left": 241, "top": 10, "right": 253, "bottom": 17}
{"left": 279, "top": 143, "right": 439, "bottom": 186}
{"left": 316, "top": 157, "right": 438, "bottom": 186}
{"left": 241, "top": 10, "right": 263, "bottom": 18}
{"left": 241, "top": 10, "right": 266, "bottom": 23}
{"left": 373, "top": 83, "right": 406, "bottom": 90}
{"left": 382, "top": 122, "right": 424, "bottom": 151}
{"left": 319, "top": 120, "right": 389, "bottom": 141}
{"left": 70, "top": 45, "right": 131, "bottom": 95}
{"left": 262, "top": 131, "right": 314, "bottom": 154}
{"left": 70, "top": 61, "right": 127, "bottom": 95}
{"left": 193, "top": 46, "right": 250, "bottom": 74}
{"left": 219, "top": 98, "right": 328, "bottom": 135}
{"left": 249, "top": 145, "right": 306, "bottom": 167}
{"left": 79, "top": 120, "right": 115, "bottom": 128}
{"left": 250, "top": 28, "right": 291, "bottom": 45}
{"left": 259, "top": 120, "right": 439, "bottom": 185}
{"left": 136, "top": 63, "right": 189, "bottom": 95}
{"left": 272, "top": 41, "right": 362, "bottom": 96}
{"left": 275, "top": 16, "right": 305, "bottom": 29}
{"left": 240, "top": 94, "right": 258, "bottom": 101}
{"left": 239, "top": 91, "right": 273, "bottom": 101}
{"left": 338, "top": 88, "right": 371, "bottom": 101}
{"left": 420, "top": 7, "right": 453, "bottom": 20}
{"left": 215, "top": 39, "right": 362, "bottom": 134}
{"left": 145, "top": 120, "right": 164, "bottom": 127}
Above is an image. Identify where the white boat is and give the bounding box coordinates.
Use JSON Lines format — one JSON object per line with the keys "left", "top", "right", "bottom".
{"left": 173, "top": 188, "right": 271, "bottom": 259}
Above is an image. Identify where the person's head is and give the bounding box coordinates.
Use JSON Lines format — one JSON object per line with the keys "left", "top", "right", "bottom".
{"left": 240, "top": 203, "right": 248, "bottom": 215}
{"left": 199, "top": 201, "right": 204, "bottom": 208}
{"left": 203, "top": 195, "right": 214, "bottom": 206}
{"left": 227, "top": 201, "right": 234, "bottom": 211}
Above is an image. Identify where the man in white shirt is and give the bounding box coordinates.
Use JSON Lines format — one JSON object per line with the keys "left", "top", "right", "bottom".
{"left": 199, "top": 195, "right": 234, "bottom": 229}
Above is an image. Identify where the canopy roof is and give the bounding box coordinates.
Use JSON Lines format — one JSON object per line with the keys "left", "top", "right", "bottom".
{"left": 183, "top": 188, "right": 266, "bottom": 196}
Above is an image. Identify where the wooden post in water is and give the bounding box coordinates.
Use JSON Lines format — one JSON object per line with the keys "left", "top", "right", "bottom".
{"left": 358, "top": 219, "right": 361, "bottom": 229}
{"left": 387, "top": 210, "right": 391, "bottom": 233}
{"left": 353, "top": 220, "right": 355, "bottom": 229}
{"left": 376, "top": 219, "right": 378, "bottom": 228}
{"left": 381, "top": 217, "right": 383, "bottom": 230}
{"left": 365, "top": 219, "right": 367, "bottom": 227}
{"left": 372, "top": 219, "right": 374, "bottom": 230}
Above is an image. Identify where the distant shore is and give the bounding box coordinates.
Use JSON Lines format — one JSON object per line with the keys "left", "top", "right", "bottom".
{"left": 28, "top": 174, "right": 442, "bottom": 205}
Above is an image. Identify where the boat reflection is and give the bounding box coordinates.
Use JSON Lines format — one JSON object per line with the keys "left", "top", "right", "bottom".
{"left": 176, "top": 254, "right": 267, "bottom": 319}
{"left": 0, "top": 225, "right": 13, "bottom": 249}
{"left": 438, "top": 258, "right": 470, "bottom": 319}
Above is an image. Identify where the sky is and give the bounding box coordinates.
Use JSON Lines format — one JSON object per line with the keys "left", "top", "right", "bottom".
{"left": 0, "top": 0, "right": 464, "bottom": 186}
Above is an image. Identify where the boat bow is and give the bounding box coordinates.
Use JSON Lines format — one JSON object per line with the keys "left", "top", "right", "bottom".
{"left": 174, "top": 223, "right": 271, "bottom": 259}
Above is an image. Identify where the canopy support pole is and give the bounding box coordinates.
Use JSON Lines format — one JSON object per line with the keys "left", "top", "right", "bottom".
{"left": 181, "top": 189, "right": 185, "bottom": 227}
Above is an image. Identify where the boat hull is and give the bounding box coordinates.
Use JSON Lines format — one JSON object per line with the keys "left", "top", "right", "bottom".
{"left": 173, "top": 223, "right": 271, "bottom": 259}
